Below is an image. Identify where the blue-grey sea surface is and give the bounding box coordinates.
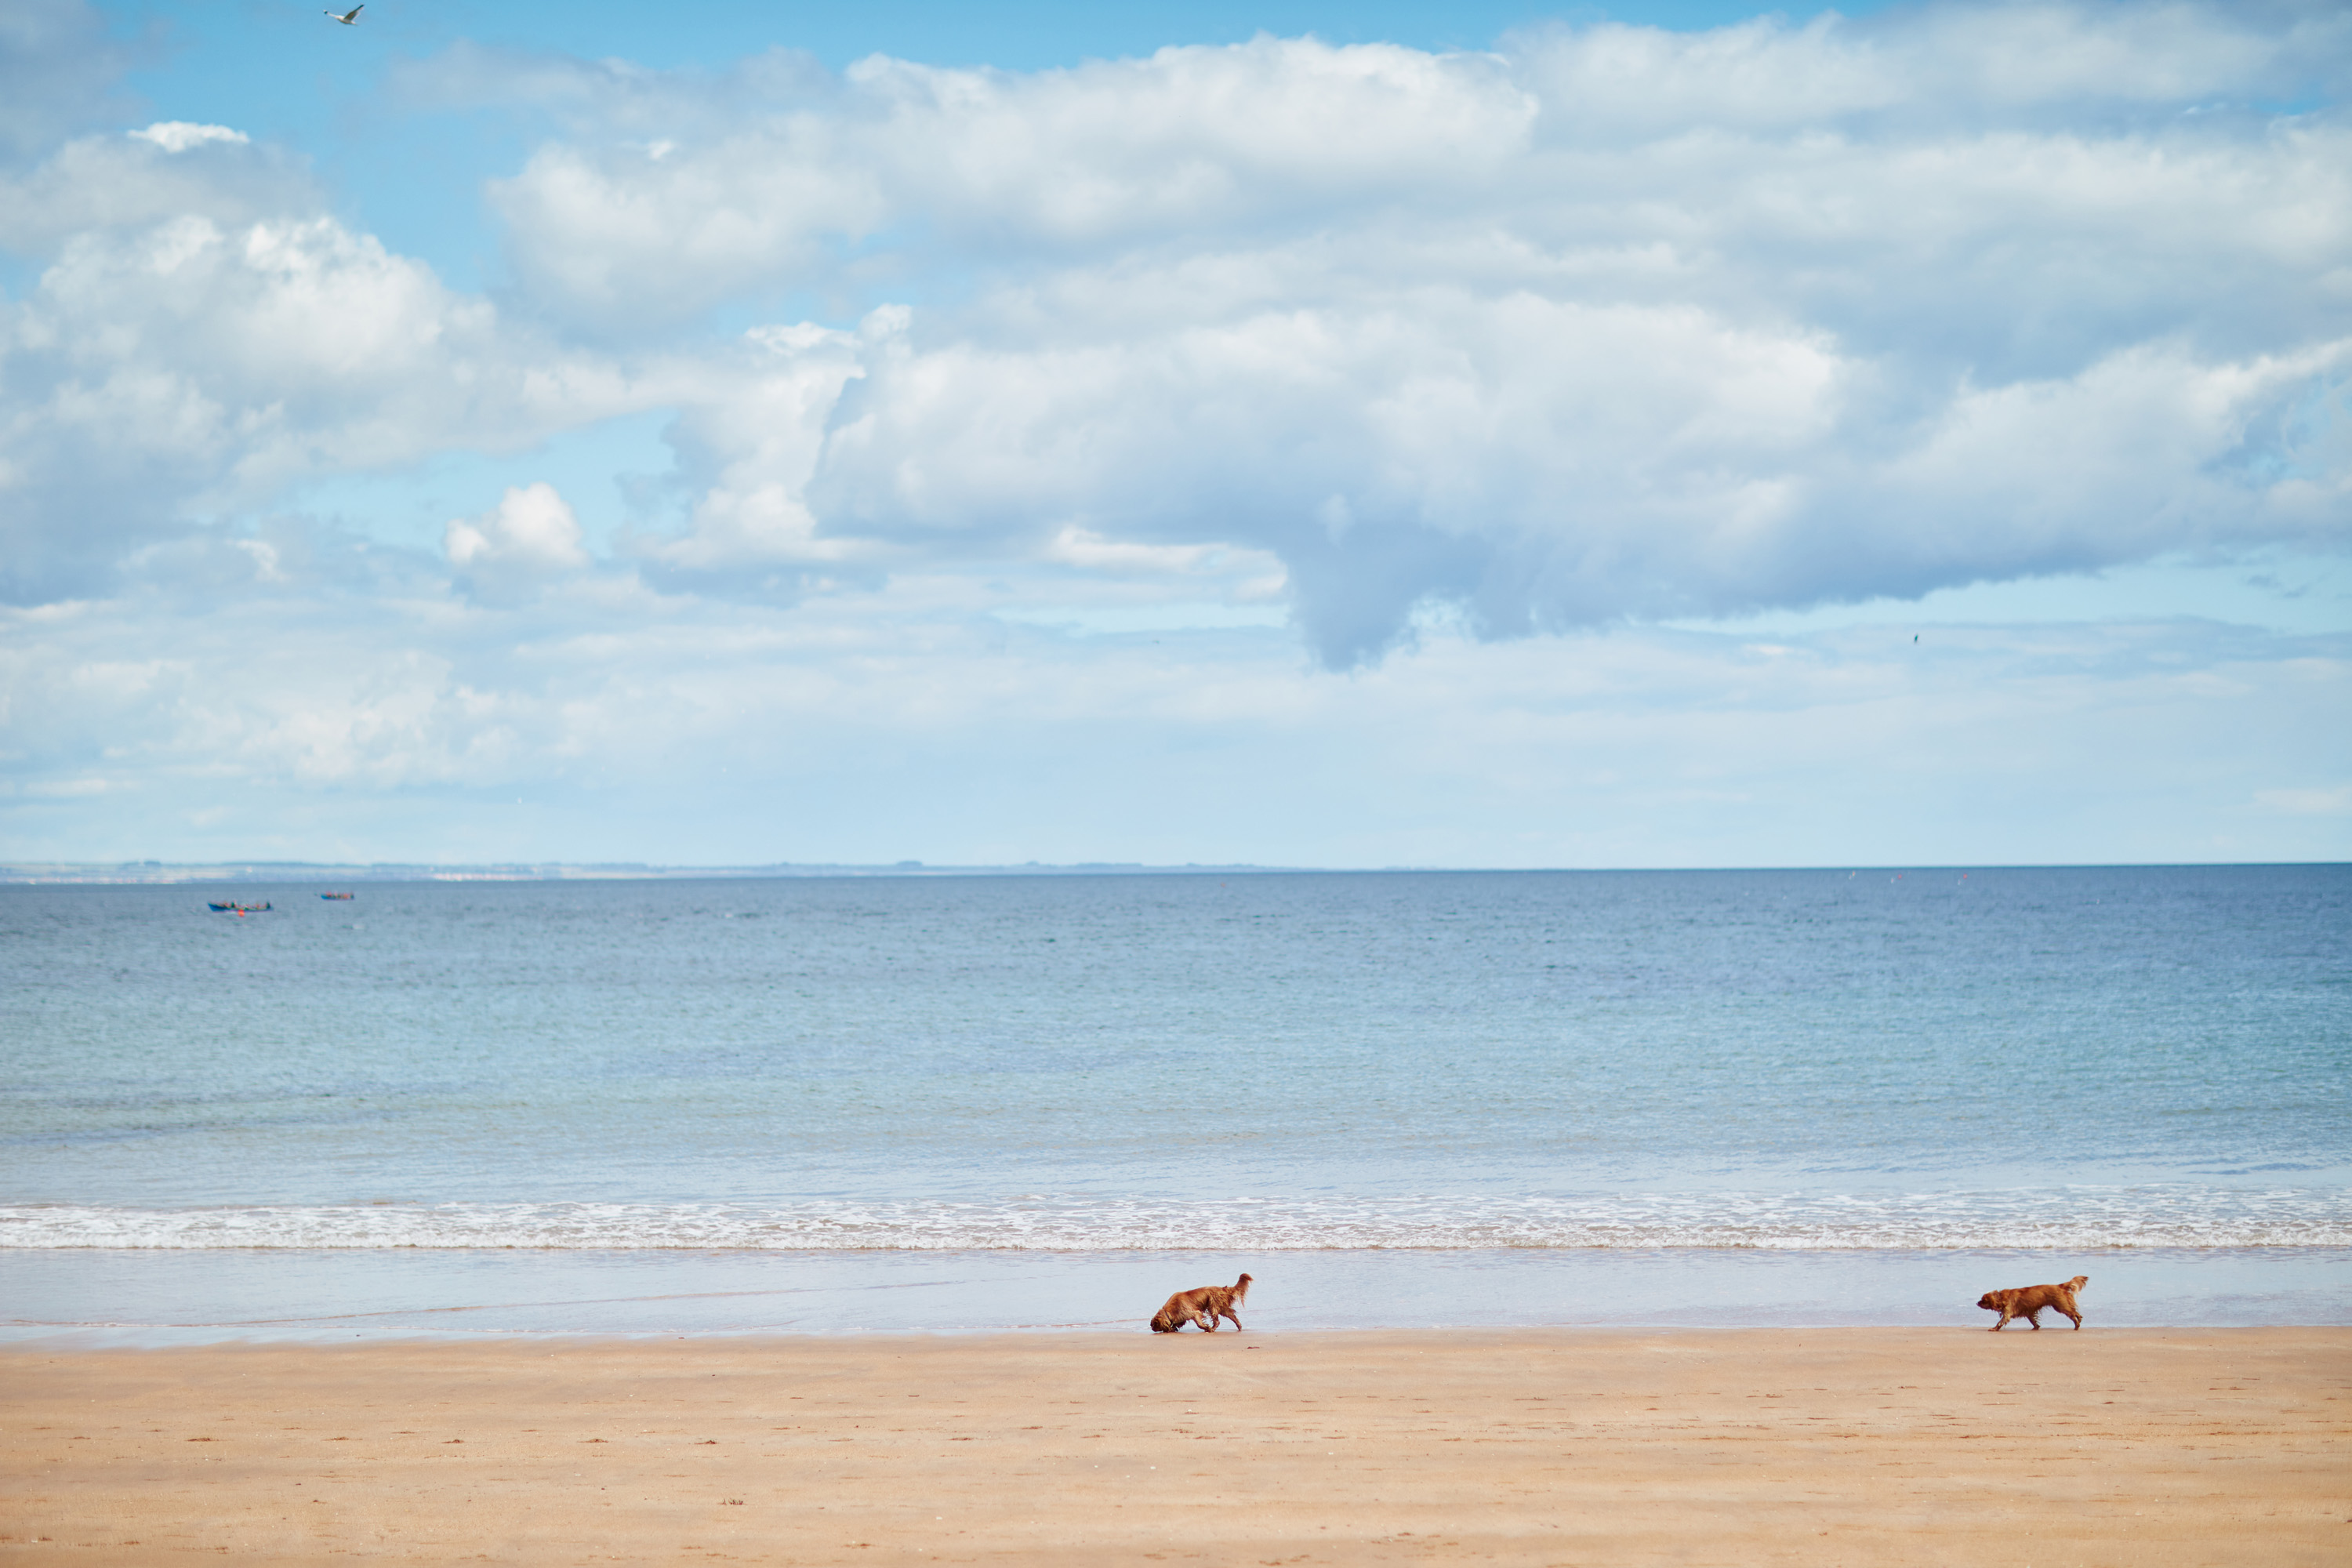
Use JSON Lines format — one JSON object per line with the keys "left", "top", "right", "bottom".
{"left": 3, "top": 866, "right": 2346, "bottom": 1334}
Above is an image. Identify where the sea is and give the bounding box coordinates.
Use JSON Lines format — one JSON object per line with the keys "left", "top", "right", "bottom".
{"left": 3, "top": 866, "right": 2346, "bottom": 1341}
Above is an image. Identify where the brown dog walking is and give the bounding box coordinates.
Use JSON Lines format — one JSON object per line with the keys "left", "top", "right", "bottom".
{"left": 1151, "top": 1272, "right": 1251, "bottom": 1333}
{"left": 1977, "top": 1274, "right": 2089, "bottom": 1330}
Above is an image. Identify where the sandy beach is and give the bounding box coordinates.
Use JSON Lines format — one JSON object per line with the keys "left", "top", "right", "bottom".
{"left": 4, "top": 1328, "right": 2345, "bottom": 1565}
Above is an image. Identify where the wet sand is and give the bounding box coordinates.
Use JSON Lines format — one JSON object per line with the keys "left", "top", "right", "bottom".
{"left": 4, "top": 1329, "right": 2346, "bottom": 1564}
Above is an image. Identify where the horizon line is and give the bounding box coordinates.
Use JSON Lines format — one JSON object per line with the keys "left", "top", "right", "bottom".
{"left": 4, "top": 858, "right": 2345, "bottom": 885}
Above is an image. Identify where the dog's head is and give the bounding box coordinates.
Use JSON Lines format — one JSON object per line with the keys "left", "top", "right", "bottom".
{"left": 2062, "top": 1275, "right": 2088, "bottom": 1293}
{"left": 1976, "top": 1292, "right": 2002, "bottom": 1311}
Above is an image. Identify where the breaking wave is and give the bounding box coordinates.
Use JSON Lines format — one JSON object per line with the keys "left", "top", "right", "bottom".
{"left": 5, "top": 1187, "right": 2347, "bottom": 1251}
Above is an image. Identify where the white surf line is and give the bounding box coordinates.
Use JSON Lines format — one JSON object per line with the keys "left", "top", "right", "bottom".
{"left": 10, "top": 1312, "right": 1160, "bottom": 1334}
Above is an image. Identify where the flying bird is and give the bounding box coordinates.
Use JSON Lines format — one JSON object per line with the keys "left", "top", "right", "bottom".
{"left": 325, "top": 4, "right": 363, "bottom": 22}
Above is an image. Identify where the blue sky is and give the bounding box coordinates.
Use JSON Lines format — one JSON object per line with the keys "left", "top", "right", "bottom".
{"left": 2, "top": 0, "right": 2347, "bottom": 867}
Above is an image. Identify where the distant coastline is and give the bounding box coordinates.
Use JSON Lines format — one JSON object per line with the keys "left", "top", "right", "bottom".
{"left": 0, "top": 859, "right": 1301, "bottom": 884}
{"left": 4, "top": 858, "right": 2340, "bottom": 884}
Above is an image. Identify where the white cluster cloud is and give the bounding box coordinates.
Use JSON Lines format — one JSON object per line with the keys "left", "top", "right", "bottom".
{"left": 128, "top": 121, "right": 249, "bottom": 153}
{"left": 448, "top": 3, "right": 2350, "bottom": 662}
{"left": 0, "top": 117, "right": 307, "bottom": 256}
{"left": 628, "top": 318, "right": 883, "bottom": 593}
{"left": 446, "top": 482, "right": 592, "bottom": 601}
{"left": 0, "top": 182, "right": 646, "bottom": 601}
{"left": 5, "top": 2, "right": 2347, "bottom": 660}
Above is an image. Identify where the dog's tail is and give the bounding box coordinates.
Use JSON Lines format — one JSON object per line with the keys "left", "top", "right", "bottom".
{"left": 1232, "top": 1272, "right": 1253, "bottom": 1303}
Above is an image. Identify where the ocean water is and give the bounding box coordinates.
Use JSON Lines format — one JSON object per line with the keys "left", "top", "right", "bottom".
{"left": 3, "top": 866, "right": 2347, "bottom": 1338}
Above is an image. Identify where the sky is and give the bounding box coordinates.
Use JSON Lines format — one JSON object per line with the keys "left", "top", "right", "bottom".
{"left": 1, "top": 0, "right": 2347, "bottom": 869}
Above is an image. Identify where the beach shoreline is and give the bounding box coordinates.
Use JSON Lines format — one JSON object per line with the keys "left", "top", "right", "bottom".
{"left": 9, "top": 1245, "right": 2347, "bottom": 1346}
{"left": 6, "top": 1327, "right": 2345, "bottom": 1564}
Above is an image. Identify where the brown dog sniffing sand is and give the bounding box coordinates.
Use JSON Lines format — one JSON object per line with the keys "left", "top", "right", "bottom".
{"left": 1151, "top": 1272, "right": 1251, "bottom": 1333}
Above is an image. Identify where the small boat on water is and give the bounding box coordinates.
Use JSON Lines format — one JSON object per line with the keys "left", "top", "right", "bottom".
{"left": 207, "top": 901, "right": 272, "bottom": 914}
{"left": 320, "top": 891, "right": 355, "bottom": 900}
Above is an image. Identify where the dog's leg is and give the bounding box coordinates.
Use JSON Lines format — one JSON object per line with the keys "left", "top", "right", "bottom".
{"left": 1991, "top": 1305, "right": 2011, "bottom": 1331}
{"left": 2024, "top": 1308, "right": 2042, "bottom": 1329}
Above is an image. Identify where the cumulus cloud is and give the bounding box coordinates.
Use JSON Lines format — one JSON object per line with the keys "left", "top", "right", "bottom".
{"left": 0, "top": 194, "right": 648, "bottom": 603}
{"left": 1512, "top": 2, "right": 2347, "bottom": 136}
{"left": 622, "top": 318, "right": 883, "bottom": 596}
{"left": 128, "top": 121, "right": 248, "bottom": 153}
{"left": 479, "top": 38, "right": 1538, "bottom": 334}
{"left": 446, "top": 481, "right": 593, "bottom": 601}
{"left": 0, "top": 125, "right": 314, "bottom": 255}
{"left": 5, "top": 0, "right": 2350, "bottom": 675}
{"left": 421, "top": 2, "right": 2352, "bottom": 664}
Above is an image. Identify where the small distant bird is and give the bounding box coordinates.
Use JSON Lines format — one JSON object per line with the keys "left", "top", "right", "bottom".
{"left": 325, "top": 4, "right": 363, "bottom": 22}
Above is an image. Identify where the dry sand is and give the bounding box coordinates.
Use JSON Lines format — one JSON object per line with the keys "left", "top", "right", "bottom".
{"left": 4, "top": 1328, "right": 2346, "bottom": 1565}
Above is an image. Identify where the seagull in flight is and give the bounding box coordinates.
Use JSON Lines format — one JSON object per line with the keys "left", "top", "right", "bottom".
{"left": 325, "top": 4, "right": 363, "bottom": 22}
